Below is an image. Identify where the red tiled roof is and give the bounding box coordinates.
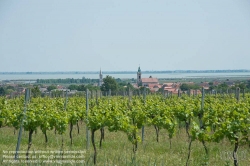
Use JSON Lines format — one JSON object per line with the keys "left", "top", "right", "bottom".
{"left": 164, "top": 87, "right": 178, "bottom": 92}
{"left": 200, "top": 82, "right": 209, "bottom": 86}
{"left": 148, "top": 84, "right": 161, "bottom": 88}
{"left": 163, "top": 83, "right": 173, "bottom": 87}
{"left": 57, "top": 85, "right": 64, "bottom": 89}
{"left": 141, "top": 78, "right": 158, "bottom": 83}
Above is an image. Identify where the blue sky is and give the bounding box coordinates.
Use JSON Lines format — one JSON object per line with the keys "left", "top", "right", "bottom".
{"left": 0, "top": 0, "right": 250, "bottom": 72}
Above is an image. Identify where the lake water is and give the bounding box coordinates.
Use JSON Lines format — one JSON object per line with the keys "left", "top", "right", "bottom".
{"left": 1, "top": 72, "right": 250, "bottom": 80}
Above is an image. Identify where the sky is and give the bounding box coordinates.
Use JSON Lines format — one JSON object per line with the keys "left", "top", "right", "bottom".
{"left": 0, "top": 0, "right": 250, "bottom": 72}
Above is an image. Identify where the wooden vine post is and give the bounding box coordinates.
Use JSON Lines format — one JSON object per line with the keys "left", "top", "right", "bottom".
{"left": 86, "top": 89, "right": 90, "bottom": 149}
{"left": 233, "top": 87, "right": 240, "bottom": 166}
{"left": 142, "top": 87, "right": 146, "bottom": 143}
{"left": 200, "top": 87, "right": 208, "bottom": 155}
{"left": 15, "top": 89, "right": 30, "bottom": 160}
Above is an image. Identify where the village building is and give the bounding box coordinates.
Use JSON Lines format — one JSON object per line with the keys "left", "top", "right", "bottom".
{"left": 148, "top": 84, "right": 162, "bottom": 92}
{"left": 141, "top": 77, "right": 159, "bottom": 87}
{"left": 137, "top": 66, "right": 159, "bottom": 91}
{"left": 39, "top": 87, "right": 47, "bottom": 93}
{"left": 162, "top": 82, "right": 180, "bottom": 94}
{"left": 199, "top": 82, "right": 210, "bottom": 90}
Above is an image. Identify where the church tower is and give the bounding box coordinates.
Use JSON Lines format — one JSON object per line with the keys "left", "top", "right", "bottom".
{"left": 137, "top": 66, "right": 142, "bottom": 86}
{"left": 98, "top": 69, "right": 103, "bottom": 87}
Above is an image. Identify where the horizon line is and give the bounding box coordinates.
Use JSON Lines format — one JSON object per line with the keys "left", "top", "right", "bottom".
{"left": 0, "top": 69, "right": 250, "bottom": 74}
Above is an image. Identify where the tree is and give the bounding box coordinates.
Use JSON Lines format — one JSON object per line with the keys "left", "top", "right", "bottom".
{"left": 68, "top": 84, "right": 78, "bottom": 91}
{"left": 101, "top": 75, "right": 118, "bottom": 94}
{"left": 6, "top": 86, "right": 15, "bottom": 90}
{"left": 31, "top": 86, "right": 41, "bottom": 97}
{"left": 116, "top": 82, "right": 126, "bottom": 92}
{"left": 77, "top": 84, "right": 86, "bottom": 91}
{"left": 208, "top": 82, "right": 215, "bottom": 91}
{"left": 189, "top": 84, "right": 200, "bottom": 90}
{"left": 238, "top": 82, "right": 246, "bottom": 90}
{"left": 85, "top": 84, "right": 100, "bottom": 91}
{"left": 247, "top": 80, "right": 250, "bottom": 89}
{"left": 216, "top": 83, "right": 228, "bottom": 92}
{"left": 125, "top": 83, "right": 134, "bottom": 91}
{"left": 180, "top": 83, "right": 189, "bottom": 91}
{"left": 138, "top": 86, "right": 150, "bottom": 94}
{"left": 47, "top": 85, "right": 57, "bottom": 91}
{"left": 231, "top": 82, "right": 246, "bottom": 91}
{"left": 5, "top": 89, "right": 14, "bottom": 95}
{"left": 0, "top": 87, "right": 5, "bottom": 96}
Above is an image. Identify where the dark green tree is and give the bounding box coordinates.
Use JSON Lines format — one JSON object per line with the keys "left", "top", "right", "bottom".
{"left": 189, "top": 84, "right": 200, "bottom": 90}
{"left": 238, "top": 82, "right": 246, "bottom": 89}
{"left": 125, "top": 83, "right": 134, "bottom": 91}
{"left": 5, "top": 89, "right": 14, "bottom": 95}
{"left": 208, "top": 82, "right": 215, "bottom": 91}
{"left": 231, "top": 82, "right": 246, "bottom": 91}
{"left": 180, "top": 83, "right": 189, "bottom": 91}
{"left": 101, "top": 75, "right": 118, "bottom": 94}
{"left": 216, "top": 83, "right": 228, "bottom": 92}
{"left": 0, "top": 87, "right": 5, "bottom": 96}
{"left": 247, "top": 80, "right": 250, "bottom": 89}
{"left": 31, "top": 86, "right": 41, "bottom": 97}
{"left": 85, "top": 84, "right": 100, "bottom": 91}
{"left": 139, "top": 86, "right": 150, "bottom": 94}
{"left": 68, "top": 84, "right": 79, "bottom": 91}
{"left": 6, "top": 86, "right": 15, "bottom": 90}
{"left": 77, "top": 84, "right": 86, "bottom": 91}
{"left": 47, "top": 85, "right": 57, "bottom": 91}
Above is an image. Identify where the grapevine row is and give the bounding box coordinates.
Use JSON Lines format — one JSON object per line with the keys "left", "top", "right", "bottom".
{"left": 0, "top": 93, "right": 250, "bottom": 165}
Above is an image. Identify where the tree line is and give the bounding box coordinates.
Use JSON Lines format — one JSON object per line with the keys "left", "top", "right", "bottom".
{"left": 36, "top": 77, "right": 99, "bottom": 84}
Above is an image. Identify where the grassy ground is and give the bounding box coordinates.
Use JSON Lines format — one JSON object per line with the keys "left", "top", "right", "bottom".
{"left": 0, "top": 123, "right": 250, "bottom": 166}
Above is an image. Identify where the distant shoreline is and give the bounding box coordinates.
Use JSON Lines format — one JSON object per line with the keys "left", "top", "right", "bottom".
{"left": 1, "top": 71, "right": 250, "bottom": 82}
{"left": 0, "top": 70, "right": 250, "bottom": 75}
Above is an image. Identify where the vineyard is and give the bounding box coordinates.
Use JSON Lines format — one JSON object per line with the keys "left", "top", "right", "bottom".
{"left": 0, "top": 89, "right": 250, "bottom": 166}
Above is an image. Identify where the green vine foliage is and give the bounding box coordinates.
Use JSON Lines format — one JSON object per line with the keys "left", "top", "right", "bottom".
{"left": 0, "top": 93, "right": 250, "bottom": 161}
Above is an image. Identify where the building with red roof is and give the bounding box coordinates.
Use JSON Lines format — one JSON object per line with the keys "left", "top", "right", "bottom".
{"left": 137, "top": 66, "right": 159, "bottom": 91}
